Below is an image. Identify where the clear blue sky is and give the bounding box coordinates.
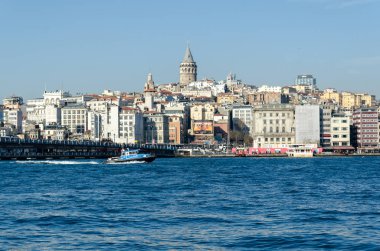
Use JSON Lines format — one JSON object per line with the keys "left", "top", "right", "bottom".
{"left": 1, "top": 0, "right": 379, "bottom": 101}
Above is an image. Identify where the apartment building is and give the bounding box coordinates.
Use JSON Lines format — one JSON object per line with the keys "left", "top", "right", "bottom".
{"left": 252, "top": 104, "right": 295, "bottom": 147}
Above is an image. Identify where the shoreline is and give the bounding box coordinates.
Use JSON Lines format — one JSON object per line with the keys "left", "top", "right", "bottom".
{"left": 174, "top": 153, "right": 380, "bottom": 158}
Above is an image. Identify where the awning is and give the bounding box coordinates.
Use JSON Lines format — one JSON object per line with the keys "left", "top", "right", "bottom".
{"left": 324, "top": 146, "right": 355, "bottom": 150}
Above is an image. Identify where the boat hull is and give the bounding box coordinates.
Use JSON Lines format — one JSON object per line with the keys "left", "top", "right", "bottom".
{"left": 106, "top": 156, "right": 156, "bottom": 163}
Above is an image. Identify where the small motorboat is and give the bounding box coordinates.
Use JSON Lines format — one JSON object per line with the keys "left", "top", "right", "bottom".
{"left": 106, "top": 148, "right": 156, "bottom": 163}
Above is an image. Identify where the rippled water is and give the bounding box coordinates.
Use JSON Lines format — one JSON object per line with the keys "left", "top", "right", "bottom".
{"left": 0, "top": 157, "right": 379, "bottom": 250}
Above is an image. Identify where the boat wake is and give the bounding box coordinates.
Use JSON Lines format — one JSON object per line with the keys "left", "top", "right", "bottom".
{"left": 15, "top": 160, "right": 100, "bottom": 165}
{"left": 106, "top": 160, "right": 146, "bottom": 165}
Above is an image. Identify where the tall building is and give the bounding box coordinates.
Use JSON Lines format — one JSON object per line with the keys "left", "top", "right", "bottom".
{"left": 169, "top": 115, "right": 183, "bottom": 144}
{"left": 295, "top": 74, "right": 316, "bottom": 86}
{"left": 118, "top": 107, "right": 144, "bottom": 144}
{"left": 330, "top": 114, "right": 351, "bottom": 147}
{"left": 320, "top": 104, "right": 337, "bottom": 147}
{"left": 144, "top": 73, "right": 156, "bottom": 111}
{"left": 179, "top": 46, "right": 197, "bottom": 85}
{"left": 2, "top": 109, "right": 23, "bottom": 133}
{"left": 295, "top": 105, "right": 320, "bottom": 145}
{"left": 352, "top": 107, "right": 379, "bottom": 148}
{"left": 61, "top": 104, "right": 88, "bottom": 135}
{"left": 232, "top": 105, "right": 253, "bottom": 135}
{"left": 144, "top": 113, "right": 169, "bottom": 144}
{"left": 294, "top": 74, "right": 318, "bottom": 94}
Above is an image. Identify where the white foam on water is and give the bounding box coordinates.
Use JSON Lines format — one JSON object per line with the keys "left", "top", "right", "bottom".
{"left": 106, "top": 161, "right": 146, "bottom": 165}
{"left": 15, "top": 160, "right": 100, "bottom": 165}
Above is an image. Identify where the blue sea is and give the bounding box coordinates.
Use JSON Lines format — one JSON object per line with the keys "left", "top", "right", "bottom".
{"left": 0, "top": 157, "right": 379, "bottom": 250}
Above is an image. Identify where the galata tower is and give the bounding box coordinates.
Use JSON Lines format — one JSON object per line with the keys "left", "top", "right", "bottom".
{"left": 179, "top": 46, "right": 197, "bottom": 85}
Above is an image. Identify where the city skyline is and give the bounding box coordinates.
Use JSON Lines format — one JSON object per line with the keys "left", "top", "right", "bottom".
{"left": 1, "top": 0, "right": 380, "bottom": 101}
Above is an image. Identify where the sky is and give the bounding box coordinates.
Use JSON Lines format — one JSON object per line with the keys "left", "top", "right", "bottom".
{"left": 1, "top": 0, "right": 380, "bottom": 101}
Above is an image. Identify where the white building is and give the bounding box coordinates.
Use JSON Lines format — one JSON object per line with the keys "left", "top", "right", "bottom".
{"left": 144, "top": 113, "right": 170, "bottom": 144}
{"left": 2, "top": 109, "right": 23, "bottom": 133}
{"left": 26, "top": 98, "right": 46, "bottom": 123}
{"left": 232, "top": 105, "right": 253, "bottom": 135}
{"left": 257, "top": 85, "right": 282, "bottom": 93}
{"left": 86, "top": 96, "right": 120, "bottom": 112}
{"left": 252, "top": 104, "right": 295, "bottom": 148}
{"left": 87, "top": 110, "right": 102, "bottom": 141}
{"left": 45, "top": 105, "right": 61, "bottom": 125}
{"left": 61, "top": 104, "right": 88, "bottom": 135}
{"left": 118, "top": 107, "right": 144, "bottom": 144}
{"left": 330, "top": 114, "right": 351, "bottom": 147}
{"left": 43, "top": 90, "right": 70, "bottom": 106}
{"left": 295, "top": 105, "right": 320, "bottom": 145}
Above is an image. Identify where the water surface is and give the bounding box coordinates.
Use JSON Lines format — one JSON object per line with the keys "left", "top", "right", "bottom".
{"left": 0, "top": 157, "right": 379, "bottom": 250}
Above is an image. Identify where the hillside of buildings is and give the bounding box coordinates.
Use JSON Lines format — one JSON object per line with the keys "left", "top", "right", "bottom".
{"left": 1, "top": 47, "right": 379, "bottom": 153}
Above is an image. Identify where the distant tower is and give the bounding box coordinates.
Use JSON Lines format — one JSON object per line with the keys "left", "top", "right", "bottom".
{"left": 144, "top": 73, "right": 156, "bottom": 110}
{"left": 179, "top": 46, "right": 197, "bottom": 85}
{"left": 144, "top": 73, "right": 155, "bottom": 92}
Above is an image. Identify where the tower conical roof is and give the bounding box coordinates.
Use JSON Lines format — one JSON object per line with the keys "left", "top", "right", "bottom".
{"left": 182, "top": 46, "right": 195, "bottom": 63}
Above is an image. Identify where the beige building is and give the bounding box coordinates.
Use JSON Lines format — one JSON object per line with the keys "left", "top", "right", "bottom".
{"left": 190, "top": 104, "right": 215, "bottom": 121}
{"left": 2, "top": 96, "right": 23, "bottom": 110}
{"left": 320, "top": 89, "right": 341, "bottom": 104}
{"left": 341, "top": 92, "right": 374, "bottom": 109}
{"left": 189, "top": 103, "right": 215, "bottom": 143}
{"left": 216, "top": 93, "right": 236, "bottom": 104}
{"left": 163, "top": 102, "right": 190, "bottom": 143}
{"left": 247, "top": 92, "right": 289, "bottom": 105}
{"left": 252, "top": 104, "right": 295, "bottom": 147}
{"left": 169, "top": 115, "right": 183, "bottom": 144}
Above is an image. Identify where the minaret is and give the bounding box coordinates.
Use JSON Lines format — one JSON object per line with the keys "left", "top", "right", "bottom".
{"left": 144, "top": 73, "right": 155, "bottom": 110}
{"left": 179, "top": 46, "right": 197, "bottom": 85}
{"left": 144, "top": 73, "right": 155, "bottom": 92}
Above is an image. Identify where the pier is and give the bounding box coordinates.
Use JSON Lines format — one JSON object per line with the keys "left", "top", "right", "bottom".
{"left": 0, "top": 137, "right": 177, "bottom": 160}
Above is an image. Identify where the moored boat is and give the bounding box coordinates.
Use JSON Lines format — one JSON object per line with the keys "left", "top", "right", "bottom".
{"left": 106, "top": 148, "right": 156, "bottom": 163}
{"left": 286, "top": 144, "right": 314, "bottom": 158}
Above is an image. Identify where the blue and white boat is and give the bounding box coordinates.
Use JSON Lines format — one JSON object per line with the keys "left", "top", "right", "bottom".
{"left": 106, "top": 148, "right": 156, "bottom": 163}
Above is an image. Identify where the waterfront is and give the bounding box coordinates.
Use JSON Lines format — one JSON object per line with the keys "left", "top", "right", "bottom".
{"left": 0, "top": 157, "right": 379, "bottom": 250}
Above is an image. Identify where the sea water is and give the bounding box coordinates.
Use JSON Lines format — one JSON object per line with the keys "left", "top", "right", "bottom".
{"left": 0, "top": 157, "right": 379, "bottom": 250}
